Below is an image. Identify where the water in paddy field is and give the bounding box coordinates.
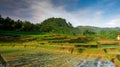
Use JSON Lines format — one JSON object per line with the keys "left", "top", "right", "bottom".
{"left": 0, "top": 53, "right": 117, "bottom": 67}
{"left": 76, "top": 59, "right": 116, "bottom": 67}
{"left": 0, "top": 59, "right": 117, "bottom": 67}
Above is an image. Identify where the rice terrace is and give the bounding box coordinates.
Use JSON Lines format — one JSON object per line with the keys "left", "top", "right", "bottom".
{"left": 0, "top": 17, "right": 120, "bottom": 67}
{"left": 1, "top": 0, "right": 120, "bottom": 67}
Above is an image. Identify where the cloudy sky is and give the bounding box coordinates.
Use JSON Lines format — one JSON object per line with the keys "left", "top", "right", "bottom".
{"left": 0, "top": 0, "right": 120, "bottom": 27}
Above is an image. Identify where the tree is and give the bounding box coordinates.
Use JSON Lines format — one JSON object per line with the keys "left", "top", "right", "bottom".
{"left": 83, "top": 29, "right": 96, "bottom": 36}
{"left": 3, "top": 17, "right": 14, "bottom": 30}
{"left": 0, "top": 15, "right": 4, "bottom": 30}
{"left": 11, "top": 20, "right": 23, "bottom": 31}
{"left": 68, "top": 22, "right": 73, "bottom": 28}
{"left": 21, "top": 21, "right": 33, "bottom": 31}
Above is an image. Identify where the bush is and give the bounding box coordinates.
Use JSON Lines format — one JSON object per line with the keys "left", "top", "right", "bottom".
{"left": 77, "top": 48, "right": 84, "bottom": 53}
{"left": 68, "top": 37, "right": 93, "bottom": 43}
{"left": 75, "top": 44, "right": 98, "bottom": 48}
{"left": 49, "top": 40, "right": 68, "bottom": 43}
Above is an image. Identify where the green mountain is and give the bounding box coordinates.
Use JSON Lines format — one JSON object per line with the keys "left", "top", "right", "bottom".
{"left": 39, "top": 17, "right": 77, "bottom": 35}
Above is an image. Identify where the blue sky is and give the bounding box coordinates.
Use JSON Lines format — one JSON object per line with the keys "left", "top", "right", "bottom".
{"left": 0, "top": 0, "right": 120, "bottom": 27}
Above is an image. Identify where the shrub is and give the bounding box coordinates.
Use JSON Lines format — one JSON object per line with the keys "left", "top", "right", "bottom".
{"left": 68, "top": 37, "right": 93, "bottom": 43}
{"left": 77, "top": 48, "right": 84, "bottom": 53}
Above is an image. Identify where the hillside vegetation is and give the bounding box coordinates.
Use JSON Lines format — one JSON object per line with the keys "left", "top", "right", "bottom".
{"left": 0, "top": 15, "right": 120, "bottom": 39}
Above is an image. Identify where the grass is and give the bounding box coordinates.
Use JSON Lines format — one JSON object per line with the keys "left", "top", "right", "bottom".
{"left": 0, "top": 31, "right": 120, "bottom": 66}
{"left": 102, "top": 45, "right": 120, "bottom": 49}
{"left": 0, "top": 47, "right": 25, "bottom": 54}
{"left": 0, "top": 46, "right": 82, "bottom": 67}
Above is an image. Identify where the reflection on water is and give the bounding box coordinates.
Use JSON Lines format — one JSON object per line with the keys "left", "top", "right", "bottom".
{"left": 77, "top": 59, "right": 116, "bottom": 67}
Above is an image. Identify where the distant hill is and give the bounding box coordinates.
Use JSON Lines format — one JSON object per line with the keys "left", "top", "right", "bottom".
{"left": 77, "top": 26, "right": 120, "bottom": 33}
{"left": 76, "top": 26, "right": 101, "bottom": 33}
{"left": 76, "top": 26, "right": 120, "bottom": 39}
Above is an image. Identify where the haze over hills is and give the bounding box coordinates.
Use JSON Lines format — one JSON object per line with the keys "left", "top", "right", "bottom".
{"left": 77, "top": 26, "right": 120, "bottom": 33}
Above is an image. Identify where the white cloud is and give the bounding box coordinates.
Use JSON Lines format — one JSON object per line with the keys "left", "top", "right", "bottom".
{"left": 27, "top": 0, "right": 105, "bottom": 27}
{"left": 24, "top": 0, "right": 120, "bottom": 27}
{"left": 1, "top": 0, "right": 120, "bottom": 27}
{"left": 106, "top": 16, "right": 120, "bottom": 27}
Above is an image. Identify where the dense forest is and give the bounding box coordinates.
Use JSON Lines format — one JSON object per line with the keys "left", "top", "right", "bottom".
{"left": 0, "top": 15, "right": 120, "bottom": 39}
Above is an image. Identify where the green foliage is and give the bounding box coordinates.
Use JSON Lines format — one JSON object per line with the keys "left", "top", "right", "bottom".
{"left": 77, "top": 47, "right": 84, "bottom": 53}
{"left": 83, "top": 29, "right": 96, "bottom": 36}
{"left": 75, "top": 44, "right": 98, "bottom": 48}
{"left": 39, "top": 17, "right": 76, "bottom": 35}
{"left": 0, "top": 15, "right": 40, "bottom": 31}
{"left": 99, "top": 30, "right": 119, "bottom": 39}
{"left": 68, "top": 37, "right": 93, "bottom": 43}
{"left": 0, "top": 15, "right": 77, "bottom": 35}
{"left": 21, "top": 21, "right": 33, "bottom": 31}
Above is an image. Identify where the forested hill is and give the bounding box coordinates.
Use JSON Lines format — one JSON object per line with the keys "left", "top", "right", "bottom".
{"left": 39, "top": 17, "right": 77, "bottom": 35}
{"left": 0, "top": 15, "right": 77, "bottom": 35}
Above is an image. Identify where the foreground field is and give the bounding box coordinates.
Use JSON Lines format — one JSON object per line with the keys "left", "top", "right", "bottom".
{"left": 0, "top": 31, "right": 120, "bottom": 67}
{"left": 0, "top": 45, "right": 119, "bottom": 67}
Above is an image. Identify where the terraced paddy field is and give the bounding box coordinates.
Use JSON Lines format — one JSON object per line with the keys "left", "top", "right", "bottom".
{"left": 0, "top": 31, "right": 120, "bottom": 67}
{"left": 0, "top": 45, "right": 118, "bottom": 67}
{"left": 0, "top": 44, "right": 119, "bottom": 67}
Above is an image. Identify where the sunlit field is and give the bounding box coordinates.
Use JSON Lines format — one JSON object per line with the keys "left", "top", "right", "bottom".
{"left": 0, "top": 31, "right": 120, "bottom": 67}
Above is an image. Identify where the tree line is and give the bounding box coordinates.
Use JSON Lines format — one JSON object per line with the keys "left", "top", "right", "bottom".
{"left": 0, "top": 15, "right": 40, "bottom": 31}
{"left": 0, "top": 15, "right": 75, "bottom": 34}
